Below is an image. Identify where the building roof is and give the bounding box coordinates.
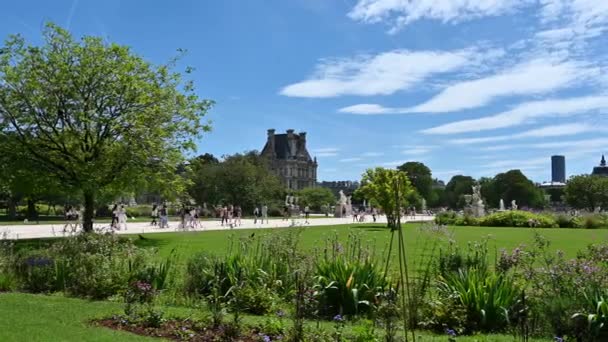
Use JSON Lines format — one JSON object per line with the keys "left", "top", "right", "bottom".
{"left": 592, "top": 155, "right": 608, "bottom": 176}
{"left": 262, "top": 130, "right": 314, "bottom": 162}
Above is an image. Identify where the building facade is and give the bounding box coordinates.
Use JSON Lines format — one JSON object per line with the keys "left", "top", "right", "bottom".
{"left": 318, "top": 180, "right": 360, "bottom": 197}
{"left": 261, "top": 129, "right": 318, "bottom": 190}
{"left": 592, "top": 155, "right": 608, "bottom": 176}
{"left": 551, "top": 155, "right": 566, "bottom": 183}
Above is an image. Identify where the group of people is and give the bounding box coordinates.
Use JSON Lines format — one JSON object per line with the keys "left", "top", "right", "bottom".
{"left": 110, "top": 204, "right": 129, "bottom": 230}
{"left": 282, "top": 204, "right": 312, "bottom": 223}
{"left": 352, "top": 207, "right": 378, "bottom": 223}
{"left": 62, "top": 205, "right": 82, "bottom": 233}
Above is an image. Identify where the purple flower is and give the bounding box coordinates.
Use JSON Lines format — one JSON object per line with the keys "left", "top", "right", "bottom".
{"left": 262, "top": 335, "right": 271, "bottom": 342}
{"left": 333, "top": 314, "right": 344, "bottom": 322}
{"left": 276, "top": 310, "right": 286, "bottom": 318}
{"left": 445, "top": 328, "right": 456, "bottom": 337}
{"left": 554, "top": 337, "right": 564, "bottom": 342}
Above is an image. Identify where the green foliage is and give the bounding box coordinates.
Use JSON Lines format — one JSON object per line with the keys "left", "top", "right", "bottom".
{"left": 297, "top": 187, "right": 336, "bottom": 211}
{"left": 573, "top": 293, "right": 608, "bottom": 340}
{"left": 478, "top": 211, "right": 558, "bottom": 228}
{"left": 437, "top": 269, "right": 521, "bottom": 333}
{"left": 443, "top": 175, "right": 476, "bottom": 209}
{"left": 9, "top": 234, "right": 156, "bottom": 299}
{"left": 565, "top": 175, "right": 608, "bottom": 212}
{"left": 481, "top": 170, "right": 546, "bottom": 209}
{"left": 183, "top": 231, "right": 303, "bottom": 314}
{"left": 356, "top": 167, "right": 414, "bottom": 229}
{"left": 0, "top": 23, "right": 212, "bottom": 231}
{"left": 313, "top": 234, "right": 387, "bottom": 317}
{"left": 397, "top": 161, "right": 433, "bottom": 200}
{"left": 187, "top": 151, "right": 284, "bottom": 213}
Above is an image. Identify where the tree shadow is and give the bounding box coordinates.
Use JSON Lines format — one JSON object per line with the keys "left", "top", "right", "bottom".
{"left": 131, "top": 235, "right": 170, "bottom": 249}
{"left": 349, "top": 224, "right": 388, "bottom": 232}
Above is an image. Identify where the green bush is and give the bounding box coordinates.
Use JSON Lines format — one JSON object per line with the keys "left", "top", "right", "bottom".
{"left": 477, "top": 211, "right": 558, "bottom": 228}
{"left": 435, "top": 211, "right": 458, "bottom": 225}
{"left": 436, "top": 269, "right": 521, "bottom": 333}
{"left": 14, "top": 251, "right": 57, "bottom": 293}
{"left": 313, "top": 234, "right": 387, "bottom": 317}
{"left": 572, "top": 214, "right": 607, "bottom": 229}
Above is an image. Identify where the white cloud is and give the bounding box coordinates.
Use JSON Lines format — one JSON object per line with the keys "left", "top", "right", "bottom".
{"left": 339, "top": 104, "right": 392, "bottom": 114}
{"left": 407, "top": 58, "right": 593, "bottom": 113}
{"left": 280, "top": 49, "right": 475, "bottom": 98}
{"left": 340, "top": 58, "right": 594, "bottom": 114}
{"left": 349, "top": 0, "right": 534, "bottom": 33}
{"left": 362, "top": 152, "right": 384, "bottom": 157}
{"left": 402, "top": 147, "right": 432, "bottom": 155}
{"left": 482, "top": 156, "right": 548, "bottom": 169}
{"left": 450, "top": 122, "right": 594, "bottom": 144}
{"left": 339, "top": 157, "right": 363, "bottom": 162}
{"left": 311, "top": 147, "right": 340, "bottom": 157}
{"left": 422, "top": 95, "right": 608, "bottom": 134}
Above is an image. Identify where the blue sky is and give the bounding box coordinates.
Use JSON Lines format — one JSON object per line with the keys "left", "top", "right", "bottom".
{"left": 2, "top": 0, "right": 608, "bottom": 182}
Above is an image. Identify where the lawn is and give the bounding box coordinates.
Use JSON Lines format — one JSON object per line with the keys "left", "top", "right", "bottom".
{"left": 5, "top": 223, "right": 605, "bottom": 341}
{"left": 128, "top": 223, "right": 608, "bottom": 266}
{"left": 0, "top": 292, "right": 551, "bottom": 341}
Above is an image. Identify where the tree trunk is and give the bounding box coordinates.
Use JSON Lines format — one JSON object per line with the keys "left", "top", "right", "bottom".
{"left": 7, "top": 197, "right": 17, "bottom": 220}
{"left": 26, "top": 199, "right": 38, "bottom": 221}
{"left": 83, "top": 191, "right": 95, "bottom": 233}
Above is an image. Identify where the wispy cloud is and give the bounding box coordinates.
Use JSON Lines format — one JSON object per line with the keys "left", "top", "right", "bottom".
{"left": 340, "top": 58, "right": 595, "bottom": 115}
{"left": 421, "top": 95, "right": 608, "bottom": 135}
{"left": 402, "top": 147, "right": 432, "bottom": 155}
{"left": 362, "top": 152, "right": 384, "bottom": 157}
{"left": 450, "top": 123, "right": 594, "bottom": 144}
{"left": 348, "top": 0, "right": 534, "bottom": 34}
{"left": 407, "top": 58, "right": 594, "bottom": 113}
{"left": 311, "top": 147, "right": 340, "bottom": 157}
{"left": 280, "top": 49, "right": 480, "bottom": 98}
{"left": 66, "top": 0, "right": 79, "bottom": 29}
{"left": 339, "top": 157, "right": 363, "bottom": 162}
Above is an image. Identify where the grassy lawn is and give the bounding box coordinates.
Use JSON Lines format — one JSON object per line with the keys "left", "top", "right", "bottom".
{"left": 128, "top": 223, "right": 608, "bottom": 264}
{"left": 5, "top": 223, "right": 604, "bottom": 341}
{"left": 0, "top": 292, "right": 551, "bottom": 341}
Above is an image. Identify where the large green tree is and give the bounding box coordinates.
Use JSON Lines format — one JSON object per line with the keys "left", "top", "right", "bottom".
{"left": 188, "top": 151, "right": 284, "bottom": 213}
{"left": 565, "top": 175, "right": 608, "bottom": 211}
{"left": 356, "top": 168, "right": 414, "bottom": 229}
{"left": 443, "top": 175, "right": 475, "bottom": 209}
{"left": 0, "top": 24, "right": 212, "bottom": 231}
{"left": 397, "top": 161, "right": 433, "bottom": 200}
{"left": 296, "top": 187, "right": 336, "bottom": 212}
{"left": 482, "top": 170, "right": 545, "bottom": 209}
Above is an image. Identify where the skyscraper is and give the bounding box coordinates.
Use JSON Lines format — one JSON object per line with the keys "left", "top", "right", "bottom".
{"left": 551, "top": 155, "right": 566, "bottom": 183}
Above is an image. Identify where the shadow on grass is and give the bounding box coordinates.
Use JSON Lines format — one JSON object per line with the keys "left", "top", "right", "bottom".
{"left": 131, "top": 235, "right": 171, "bottom": 249}
{"left": 349, "top": 224, "right": 389, "bottom": 232}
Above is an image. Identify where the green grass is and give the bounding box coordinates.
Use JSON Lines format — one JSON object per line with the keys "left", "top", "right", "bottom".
{"left": 5, "top": 223, "right": 603, "bottom": 341}
{"left": 128, "top": 223, "right": 608, "bottom": 265}
{"left": 0, "top": 292, "right": 550, "bottom": 341}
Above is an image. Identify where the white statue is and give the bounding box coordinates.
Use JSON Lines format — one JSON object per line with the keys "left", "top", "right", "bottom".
{"left": 285, "top": 195, "right": 290, "bottom": 205}
{"left": 346, "top": 196, "right": 352, "bottom": 206}
{"left": 338, "top": 190, "right": 347, "bottom": 205}
{"left": 511, "top": 200, "right": 518, "bottom": 210}
{"left": 499, "top": 199, "right": 505, "bottom": 211}
{"left": 294, "top": 196, "right": 299, "bottom": 205}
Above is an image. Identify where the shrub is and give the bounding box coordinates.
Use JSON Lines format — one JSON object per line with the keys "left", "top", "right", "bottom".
{"left": 313, "top": 234, "right": 387, "bottom": 317}
{"left": 436, "top": 269, "right": 521, "bottom": 333}
{"left": 435, "top": 211, "right": 458, "bottom": 225}
{"left": 572, "top": 214, "right": 607, "bottom": 229}
{"left": 14, "top": 251, "right": 57, "bottom": 293}
{"left": 477, "top": 211, "right": 558, "bottom": 228}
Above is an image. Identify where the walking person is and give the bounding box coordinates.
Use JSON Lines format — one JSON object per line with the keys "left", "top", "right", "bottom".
{"left": 220, "top": 205, "right": 228, "bottom": 226}
{"left": 235, "top": 206, "right": 242, "bottom": 226}
{"left": 150, "top": 204, "right": 159, "bottom": 227}
{"left": 261, "top": 204, "right": 269, "bottom": 224}
{"left": 159, "top": 205, "right": 169, "bottom": 228}
{"left": 118, "top": 205, "right": 128, "bottom": 231}
{"left": 372, "top": 208, "right": 377, "bottom": 223}
{"left": 110, "top": 204, "right": 119, "bottom": 229}
{"left": 304, "top": 205, "right": 310, "bottom": 224}
{"left": 253, "top": 206, "right": 260, "bottom": 225}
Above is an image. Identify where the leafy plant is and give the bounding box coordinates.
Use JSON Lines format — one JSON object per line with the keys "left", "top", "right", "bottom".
{"left": 313, "top": 234, "right": 387, "bottom": 317}
{"left": 437, "top": 269, "right": 520, "bottom": 333}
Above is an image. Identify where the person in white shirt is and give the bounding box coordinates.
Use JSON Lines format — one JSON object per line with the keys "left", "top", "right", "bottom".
{"left": 261, "top": 204, "right": 269, "bottom": 224}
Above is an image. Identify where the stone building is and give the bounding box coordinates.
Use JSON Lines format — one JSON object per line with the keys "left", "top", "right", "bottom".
{"left": 261, "top": 129, "right": 318, "bottom": 190}
{"left": 592, "top": 155, "right": 608, "bottom": 176}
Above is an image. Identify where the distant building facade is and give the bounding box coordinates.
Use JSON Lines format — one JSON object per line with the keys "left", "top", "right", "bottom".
{"left": 318, "top": 181, "right": 360, "bottom": 197}
{"left": 551, "top": 155, "right": 566, "bottom": 183}
{"left": 592, "top": 155, "right": 608, "bottom": 177}
{"left": 261, "top": 129, "right": 318, "bottom": 190}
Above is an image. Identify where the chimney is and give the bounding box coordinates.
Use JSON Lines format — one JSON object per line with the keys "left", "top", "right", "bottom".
{"left": 267, "top": 129, "right": 275, "bottom": 157}
{"left": 286, "top": 129, "right": 295, "bottom": 158}
{"left": 299, "top": 132, "right": 307, "bottom": 148}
